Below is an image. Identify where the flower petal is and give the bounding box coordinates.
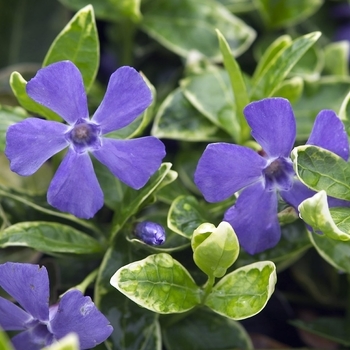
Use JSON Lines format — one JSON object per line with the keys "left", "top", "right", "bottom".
{"left": 5, "top": 118, "right": 69, "bottom": 176}
{"left": 11, "top": 325, "right": 54, "bottom": 350}
{"left": 0, "top": 263, "right": 49, "bottom": 322}
{"left": 307, "top": 109, "right": 349, "bottom": 160}
{"left": 0, "top": 296, "right": 32, "bottom": 330}
{"left": 91, "top": 66, "right": 152, "bottom": 134}
{"left": 280, "top": 179, "right": 315, "bottom": 210}
{"left": 49, "top": 290, "right": 113, "bottom": 349}
{"left": 194, "top": 143, "right": 266, "bottom": 202}
{"left": 244, "top": 98, "right": 296, "bottom": 157}
{"left": 47, "top": 149, "right": 103, "bottom": 219}
{"left": 224, "top": 182, "right": 280, "bottom": 254}
{"left": 92, "top": 137, "right": 165, "bottom": 189}
{"left": 26, "top": 61, "right": 88, "bottom": 124}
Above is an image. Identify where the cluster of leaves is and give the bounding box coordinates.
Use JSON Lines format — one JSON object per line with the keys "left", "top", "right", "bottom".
{"left": 1, "top": 0, "right": 350, "bottom": 349}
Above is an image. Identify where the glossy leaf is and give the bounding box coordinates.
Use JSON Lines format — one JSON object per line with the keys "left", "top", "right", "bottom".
{"left": 167, "top": 195, "right": 207, "bottom": 239}
{"left": 141, "top": 0, "right": 255, "bottom": 60}
{"left": 309, "top": 231, "right": 350, "bottom": 273}
{"left": 43, "top": 5, "right": 99, "bottom": 92}
{"left": 205, "top": 261, "right": 277, "bottom": 319}
{"left": 152, "top": 88, "right": 231, "bottom": 142}
{"left": 58, "top": 0, "right": 141, "bottom": 22}
{"left": 299, "top": 191, "right": 350, "bottom": 241}
{"left": 216, "top": 29, "right": 250, "bottom": 143}
{"left": 192, "top": 222, "right": 239, "bottom": 278}
{"left": 163, "top": 308, "right": 253, "bottom": 350}
{"left": 0, "top": 221, "right": 103, "bottom": 255}
{"left": 110, "top": 253, "right": 202, "bottom": 313}
{"left": 255, "top": 0, "right": 323, "bottom": 28}
{"left": 292, "top": 145, "right": 350, "bottom": 201}
{"left": 10, "top": 72, "right": 61, "bottom": 121}
{"left": 250, "top": 32, "right": 321, "bottom": 100}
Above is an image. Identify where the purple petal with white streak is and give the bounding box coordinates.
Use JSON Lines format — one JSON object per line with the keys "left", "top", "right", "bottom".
{"left": 0, "top": 263, "right": 49, "bottom": 322}
{"left": 0, "top": 296, "right": 32, "bottom": 330}
{"left": 47, "top": 149, "right": 103, "bottom": 219}
{"left": 244, "top": 98, "right": 296, "bottom": 157}
{"left": 224, "top": 182, "right": 280, "bottom": 254}
{"left": 26, "top": 61, "right": 88, "bottom": 124}
{"left": 5, "top": 118, "right": 69, "bottom": 176}
{"left": 92, "top": 66, "right": 152, "bottom": 134}
{"left": 194, "top": 143, "right": 266, "bottom": 202}
{"left": 50, "top": 290, "right": 113, "bottom": 349}
{"left": 92, "top": 136, "right": 165, "bottom": 189}
{"left": 11, "top": 325, "right": 54, "bottom": 350}
{"left": 307, "top": 109, "right": 349, "bottom": 160}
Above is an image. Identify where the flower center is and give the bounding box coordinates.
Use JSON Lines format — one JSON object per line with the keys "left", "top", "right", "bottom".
{"left": 66, "top": 119, "right": 101, "bottom": 154}
{"left": 263, "top": 157, "right": 294, "bottom": 192}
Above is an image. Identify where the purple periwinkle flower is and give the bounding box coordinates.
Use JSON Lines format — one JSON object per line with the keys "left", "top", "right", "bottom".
{"left": 134, "top": 221, "right": 166, "bottom": 245}
{"left": 5, "top": 61, "right": 166, "bottom": 219}
{"left": 0, "top": 262, "right": 113, "bottom": 350}
{"left": 194, "top": 97, "right": 349, "bottom": 255}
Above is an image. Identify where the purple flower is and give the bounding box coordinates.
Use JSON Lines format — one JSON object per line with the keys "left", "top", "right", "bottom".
{"left": 0, "top": 262, "right": 113, "bottom": 350}
{"left": 194, "top": 97, "right": 349, "bottom": 254}
{"left": 134, "top": 221, "right": 166, "bottom": 245}
{"left": 5, "top": 61, "right": 166, "bottom": 219}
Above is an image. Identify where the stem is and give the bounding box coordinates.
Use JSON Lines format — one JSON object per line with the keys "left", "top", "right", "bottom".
{"left": 202, "top": 275, "right": 215, "bottom": 303}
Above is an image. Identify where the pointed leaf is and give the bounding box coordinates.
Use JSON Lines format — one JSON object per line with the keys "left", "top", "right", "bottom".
{"left": 192, "top": 222, "right": 239, "bottom": 278}
{"left": 43, "top": 5, "right": 99, "bottom": 92}
{"left": 110, "top": 253, "right": 202, "bottom": 314}
{"left": 0, "top": 222, "right": 103, "bottom": 255}
{"left": 292, "top": 145, "right": 350, "bottom": 201}
{"left": 10, "top": 72, "right": 61, "bottom": 121}
{"left": 205, "top": 261, "right": 277, "bottom": 320}
{"left": 299, "top": 191, "right": 350, "bottom": 241}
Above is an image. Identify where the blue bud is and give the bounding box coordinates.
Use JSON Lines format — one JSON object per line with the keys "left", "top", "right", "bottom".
{"left": 134, "top": 221, "right": 166, "bottom": 245}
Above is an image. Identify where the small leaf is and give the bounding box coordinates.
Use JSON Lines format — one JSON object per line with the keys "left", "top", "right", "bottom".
{"left": 0, "top": 222, "right": 103, "bottom": 255}
{"left": 110, "top": 253, "right": 202, "bottom": 313}
{"left": 10, "top": 72, "right": 61, "bottom": 121}
{"left": 192, "top": 222, "right": 239, "bottom": 278}
{"left": 292, "top": 145, "right": 350, "bottom": 201}
{"left": 43, "top": 5, "right": 99, "bottom": 92}
{"left": 167, "top": 195, "right": 207, "bottom": 239}
{"left": 272, "top": 77, "right": 303, "bottom": 103}
{"left": 299, "top": 191, "right": 350, "bottom": 241}
{"left": 216, "top": 29, "right": 250, "bottom": 143}
{"left": 325, "top": 42, "right": 349, "bottom": 77}
{"left": 205, "top": 261, "right": 277, "bottom": 320}
{"left": 250, "top": 32, "right": 321, "bottom": 100}
{"left": 141, "top": 0, "right": 255, "bottom": 60}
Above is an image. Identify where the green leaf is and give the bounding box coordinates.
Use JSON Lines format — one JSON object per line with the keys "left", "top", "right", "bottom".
{"left": 290, "top": 317, "right": 350, "bottom": 346}
{"left": 167, "top": 195, "right": 207, "bottom": 239}
{"left": 142, "top": 0, "right": 255, "bottom": 60}
{"left": 10, "top": 72, "right": 61, "bottom": 121}
{"left": 0, "top": 222, "right": 103, "bottom": 255}
{"left": 324, "top": 42, "right": 349, "bottom": 77}
{"left": 95, "top": 236, "right": 161, "bottom": 350}
{"left": 290, "top": 45, "right": 323, "bottom": 79}
{"left": 309, "top": 231, "right": 350, "bottom": 273}
{"left": 58, "top": 0, "right": 141, "bottom": 22}
{"left": 216, "top": 29, "right": 250, "bottom": 143}
{"left": 292, "top": 145, "right": 350, "bottom": 201}
{"left": 339, "top": 90, "right": 350, "bottom": 137}
{"left": 299, "top": 191, "right": 350, "bottom": 241}
{"left": 0, "top": 329, "right": 14, "bottom": 350}
{"left": 272, "top": 77, "right": 303, "bottom": 103}
{"left": 163, "top": 308, "right": 253, "bottom": 350}
{"left": 205, "top": 261, "right": 277, "bottom": 320}
{"left": 218, "top": 0, "right": 255, "bottom": 13}
{"left": 43, "top": 5, "right": 99, "bottom": 92}
{"left": 110, "top": 253, "right": 202, "bottom": 313}
{"left": 43, "top": 333, "right": 79, "bottom": 350}
{"left": 192, "top": 222, "right": 239, "bottom": 278}
{"left": 255, "top": 0, "right": 323, "bottom": 28}
{"left": 250, "top": 32, "right": 321, "bottom": 100}
{"left": 152, "top": 88, "right": 231, "bottom": 142}
{"left": 111, "top": 163, "right": 176, "bottom": 238}
{"left": 0, "top": 105, "right": 27, "bottom": 152}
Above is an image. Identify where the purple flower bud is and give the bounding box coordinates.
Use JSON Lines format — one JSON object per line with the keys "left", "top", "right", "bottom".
{"left": 134, "top": 221, "right": 166, "bottom": 245}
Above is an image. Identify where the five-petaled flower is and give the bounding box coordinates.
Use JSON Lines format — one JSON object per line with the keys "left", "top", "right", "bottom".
{"left": 0, "top": 262, "right": 113, "bottom": 349}
{"left": 194, "top": 97, "right": 349, "bottom": 255}
{"left": 5, "top": 61, "right": 166, "bottom": 219}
